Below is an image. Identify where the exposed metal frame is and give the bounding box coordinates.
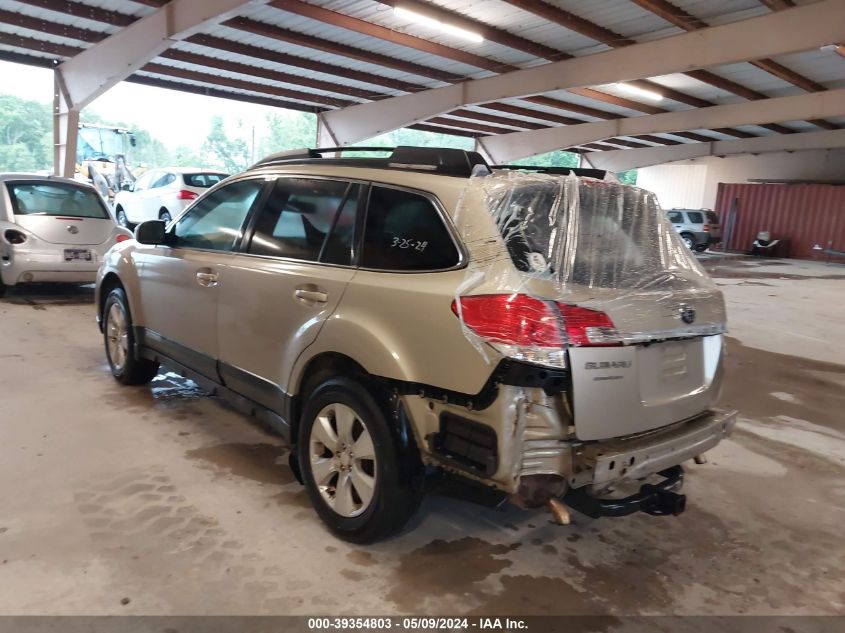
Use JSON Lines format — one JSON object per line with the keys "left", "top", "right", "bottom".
{"left": 586, "top": 129, "right": 845, "bottom": 172}
{"left": 479, "top": 89, "right": 845, "bottom": 163}
{"left": 320, "top": 0, "right": 845, "bottom": 145}
{"left": 53, "top": 0, "right": 265, "bottom": 177}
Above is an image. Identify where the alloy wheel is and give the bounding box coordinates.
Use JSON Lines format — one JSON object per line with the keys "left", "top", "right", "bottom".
{"left": 105, "top": 302, "right": 129, "bottom": 373}
{"left": 309, "top": 403, "right": 377, "bottom": 518}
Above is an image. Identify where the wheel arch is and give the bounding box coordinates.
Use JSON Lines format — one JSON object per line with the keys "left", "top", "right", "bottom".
{"left": 290, "top": 352, "right": 374, "bottom": 444}
{"left": 98, "top": 272, "right": 124, "bottom": 323}
{"left": 291, "top": 353, "right": 423, "bottom": 498}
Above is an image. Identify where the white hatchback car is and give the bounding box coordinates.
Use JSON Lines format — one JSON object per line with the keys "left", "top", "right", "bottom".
{"left": 0, "top": 174, "right": 131, "bottom": 297}
{"left": 113, "top": 168, "right": 228, "bottom": 228}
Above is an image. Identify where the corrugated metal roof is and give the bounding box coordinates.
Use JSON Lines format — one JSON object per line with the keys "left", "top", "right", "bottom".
{"left": 4, "top": 0, "right": 118, "bottom": 35}
{"left": 202, "top": 22, "right": 447, "bottom": 89}
{"left": 0, "top": 0, "right": 839, "bottom": 154}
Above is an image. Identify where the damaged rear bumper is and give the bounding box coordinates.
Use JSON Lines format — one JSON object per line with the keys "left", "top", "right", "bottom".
{"left": 564, "top": 465, "right": 687, "bottom": 518}
{"left": 568, "top": 407, "right": 738, "bottom": 492}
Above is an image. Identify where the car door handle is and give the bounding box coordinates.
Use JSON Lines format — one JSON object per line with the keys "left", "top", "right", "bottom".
{"left": 196, "top": 269, "right": 218, "bottom": 287}
{"left": 294, "top": 285, "right": 328, "bottom": 304}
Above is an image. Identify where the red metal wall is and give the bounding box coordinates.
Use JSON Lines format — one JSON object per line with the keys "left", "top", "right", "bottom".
{"left": 714, "top": 183, "right": 845, "bottom": 259}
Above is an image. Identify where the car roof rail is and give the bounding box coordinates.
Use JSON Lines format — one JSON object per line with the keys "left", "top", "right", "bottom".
{"left": 251, "top": 146, "right": 490, "bottom": 177}
{"left": 492, "top": 165, "right": 608, "bottom": 180}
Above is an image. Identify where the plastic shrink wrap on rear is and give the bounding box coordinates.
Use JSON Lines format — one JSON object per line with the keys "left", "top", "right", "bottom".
{"left": 451, "top": 170, "right": 727, "bottom": 367}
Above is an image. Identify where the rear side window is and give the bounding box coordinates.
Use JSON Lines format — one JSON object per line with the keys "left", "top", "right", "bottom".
{"left": 361, "top": 186, "right": 459, "bottom": 271}
{"left": 247, "top": 178, "right": 359, "bottom": 265}
{"left": 183, "top": 173, "right": 227, "bottom": 188}
{"left": 686, "top": 211, "right": 704, "bottom": 224}
{"left": 5, "top": 181, "right": 109, "bottom": 219}
{"left": 172, "top": 179, "right": 263, "bottom": 252}
{"left": 151, "top": 173, "right": 176, "bottom": 189}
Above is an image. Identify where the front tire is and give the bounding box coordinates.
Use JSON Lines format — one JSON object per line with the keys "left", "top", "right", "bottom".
{"left": 298, "top": 377, "right": 422, "bottom": 543}
{"left": 680, "top": 233, "right": 695, "bottom": 249}
{"left": 103, "top": 287, "right": 159, "bottom": 385}
{"left": 695, "top": 244, "right": 708, "bottom": 253}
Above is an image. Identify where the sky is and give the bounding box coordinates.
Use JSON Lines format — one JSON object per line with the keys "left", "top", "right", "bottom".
{"left": 0, "top": 60, "right": 291, "bottom": 149}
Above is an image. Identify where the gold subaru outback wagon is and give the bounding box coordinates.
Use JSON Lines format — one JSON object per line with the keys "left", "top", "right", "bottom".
{"left": 95, "top": 147, "right": 736, "bottom": 543}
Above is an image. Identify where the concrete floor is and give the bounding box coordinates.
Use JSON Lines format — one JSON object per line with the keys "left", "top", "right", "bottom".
{"left": 0, "top": 256, "right": 843, "bottom": 616}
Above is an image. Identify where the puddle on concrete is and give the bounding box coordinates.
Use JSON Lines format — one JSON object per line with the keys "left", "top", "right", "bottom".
{"left": 1, "top": 284, "right": 95, "bottom": 307}
{"left": 471, "top": 575, "right": 614, "bottom": 618}
{"left": 387, "top": 537, "right": 518, "bottom": 611}
{"left": 347, "top": 550, "right": 377, "bottom": 567}
{"left": 273, "top": 488, "right": 312, "bottom": 509}
{"left": 723, "top": 337, "right": 845, "bottom": 431}
{"left": 186, "top": 442, "right": 294, "bottom": 486}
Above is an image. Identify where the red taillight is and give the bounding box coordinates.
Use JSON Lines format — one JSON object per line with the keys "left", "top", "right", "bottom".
{"left": 556, "top": 304, "right": 618, "bottom": 347}
{"left": 177, "top": 189, "right": 198, "bottom": 200}
{"left": 451, "top": 294, "right": 619, "bottom": 352}
{"left": 702, "top": 224, "right": 710, "bottom": 232}
{"left": 4, "top": 229, "right": 27, "bottom": 245}
{"left": 452, "top": 294, "right": 563, "bottom": 347}
{"left": 116, "top": 233, "right": 132, "bottom": 243}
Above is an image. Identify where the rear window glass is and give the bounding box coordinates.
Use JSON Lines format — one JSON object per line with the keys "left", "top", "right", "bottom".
{"left": 705, "top": 211, "right": 719, "bottom": 224}
{"left": 6, "top": 181, "right": 109, "bottom": 219}
{"left": 686, "top": 211, "right": 704, "bottom": 224}
{"left": 361, "top": 186, "right": 459, "bottom": 271}
{"left": 183, "top": 173, "right": 227, "bottom": 188}
{"left": 497, "top": 179, "right": 679, "bottom": 289}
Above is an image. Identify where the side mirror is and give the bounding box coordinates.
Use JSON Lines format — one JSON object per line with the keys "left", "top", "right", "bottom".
{"left": 135, "top": 220, "right": 167, "bottom": 245}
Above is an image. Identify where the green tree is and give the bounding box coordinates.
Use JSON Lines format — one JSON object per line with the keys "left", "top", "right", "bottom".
{"left": 511, "top": 150, "right": 580, "bottom": 168}
{"left": 202, "top": 115, "right": 250, "bottom": 172}
{"left": 170, "top": 144, "right": 205, "bottom": 168}
{"left": 616, "top": 169, "right": 638, "bottom": 185}
{"left": 258, "top": 111, "right": 317, "bottom": 157}
{"left": 0, "top": 94, "right": 52, "bottom": 171}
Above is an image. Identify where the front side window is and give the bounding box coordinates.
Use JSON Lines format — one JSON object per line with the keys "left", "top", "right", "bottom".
{"left": 133, "top": 172, "right": 155, "bottom": 191}
{"left": 6, "top": 181, "right": 109, "bottom": 219}
{"left": 360, "top": 186, "right": 459, "bottom": 271}
{"left": 247, "top": 178, "right": 359, "bottom": 265}
{"left": 172, "top": 179, "right": 263, "bottom": 252}
{"left": 667, "top": 211, "right": 683, "bottom": 223}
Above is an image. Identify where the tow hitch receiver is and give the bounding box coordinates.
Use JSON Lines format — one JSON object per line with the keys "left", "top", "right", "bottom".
{"left": 563, "top": 465, "right": 686, "bottom": 519}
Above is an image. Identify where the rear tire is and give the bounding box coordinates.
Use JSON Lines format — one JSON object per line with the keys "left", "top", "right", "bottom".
{"left": 115, "top": 206, "right": 132, "bottom": 230}
{"left": 694, "top": 244, "right": 708, "bottom": 253}
{"left": 103, "top": 287, "right": 159, "bottom": 385}
{"left": 298, "top": 376, "right": 422, "bottom": 543}
{"left": 0, "top": 278, "right": 6, "bottom": 299}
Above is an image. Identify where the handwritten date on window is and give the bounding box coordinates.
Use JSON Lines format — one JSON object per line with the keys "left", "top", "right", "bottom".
{"left": 391, "top": 237, "right": 428, "bottom": 252}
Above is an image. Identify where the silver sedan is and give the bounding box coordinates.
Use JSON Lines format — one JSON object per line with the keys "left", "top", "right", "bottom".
{"left": 0, "top": 174, "right": 132, "bottom": 297}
